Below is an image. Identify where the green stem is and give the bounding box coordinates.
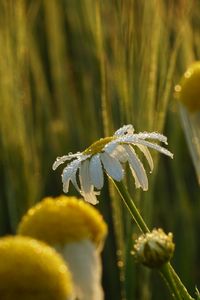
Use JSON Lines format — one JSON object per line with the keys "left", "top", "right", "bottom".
{"left": 160, "top": 264, "right": 182, "bottom": 300}
{"left": 112, "top": 180, "right": 195, "bottom": 300}
{"left": 168, "top": 264, "right": 194, "bottom": 300}
{"left": 113, "top": 180, "right": 150, "bottom": 233}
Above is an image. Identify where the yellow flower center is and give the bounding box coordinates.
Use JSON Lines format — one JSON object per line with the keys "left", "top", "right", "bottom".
{"left": 175, "top": 61, "right": 200, "bottom": 112}
{"left": 0, "top": 236, "right": 73, "bottom": 300}
{"left": 83, "top": 137, "right": 115, "bottom": 155}
{"left": 18, "top": 196, "right": 108, "bottom": 248}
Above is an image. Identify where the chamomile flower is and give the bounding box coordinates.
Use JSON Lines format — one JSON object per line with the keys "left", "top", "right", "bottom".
{"left": 0, "top": 236, "right": 73, "bottom": 300}
{"left": 18, "top": 196, "right": 107, "bottom": 300}
{"left": 53, "top": 125, "right": 173, "bottom": 204}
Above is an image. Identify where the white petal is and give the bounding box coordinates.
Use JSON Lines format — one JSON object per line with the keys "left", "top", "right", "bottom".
{"left": 110, "top": 144, "right": 129, "bottom": 163}
{"left": 79, "top": 160, "right": 91, "bottom": 193}
{"left": 116, "top": 134, "right": 173, "bottom": 158}
{"left": 116, "top": 132, "right": 168, "bottom": 145}
{"left": 134, "top": 140, "right": 173, "bottom": 158}
{"left": 134, "top": 132, "right": 168, "bottom": 143}
{"left": 57, "top": 240, "right": 104, "bottom": 300}
{"left": 114, "top": 124, "right": 134, "bottom": 136}
{"left": 79, "top": 160, "right": 99, "bottom": 204}
{"left": 123, "top": 145, "right": 148, "bottom": 191}
{"left": 100, "top": 152, "right": 124, "bottom": 181}
{"left": 89, "top": 154, "right": 104, "bottom": 189}
{"left": 62, "top": 159, "right": 81, "bottom": 193}
{"left": 129, "top": 167, "right": 141, "bottom": 189}
{"left": 52, "top": 152, "right": 82, "bottom": 170}
{"left": 71, "top": 172, "right": 81, "bottom": 193}
{"left": 136, "top": 144, "right": 154, "bottom": 172}
{"left": 82, "top": 190, "right": 99, "bottom": 205}
{"left": 103, "top": 141, "right": 118, "bottom": 154}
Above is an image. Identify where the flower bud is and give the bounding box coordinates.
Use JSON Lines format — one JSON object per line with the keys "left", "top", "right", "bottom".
{"left": 132, "top": 228, "right": 175, "bottom": 268}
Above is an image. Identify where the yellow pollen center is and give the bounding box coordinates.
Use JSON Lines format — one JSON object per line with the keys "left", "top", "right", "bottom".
{"left": 83, "top": 137, "right": 115, "bottom": 155}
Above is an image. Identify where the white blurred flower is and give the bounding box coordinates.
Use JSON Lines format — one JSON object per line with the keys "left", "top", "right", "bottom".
{"left": 56, "top": 240, "right": 103, "bottom": 300}
{"left": 53, "top": 125, "right": 173, "bottom": 204}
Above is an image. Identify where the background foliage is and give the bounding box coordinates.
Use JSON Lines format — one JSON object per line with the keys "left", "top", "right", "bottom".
{"left": 0, "top": 0, "right": 199, "bottom": 299}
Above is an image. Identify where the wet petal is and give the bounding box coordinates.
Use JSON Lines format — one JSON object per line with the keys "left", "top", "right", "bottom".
{"left": 123, "top": 145, "right": 148, "bottom": 191}
{"left": 79, "top": 160, "right": 99, "bottom": 205}
{"left": 52, "top": 152, "right": 82, "bottom": 170}
{"left": 134, "top": 140, "right": 173, "bottom": 158}
{"left": 117, "top": 132, "right": 168, "bottom": 145}
{"left": 136, "top": 144, "right": 154, "bottom": 172}
{"left": 71, "top": 172, "right": 81, "bottom": 193}
{"left": 110, "top": 144, "right": 129, "bottom": 163}
{"left": 103, "top": 141, "right": 118, "bottom": 154}
{"left": 114, "top": 124, "right": 134, "bottom": 136}
{"left": 89, "top": 154, "right": 104, "bottom": 189}
{"left": 100, "top": 152, "right": 124, "bottom": 181}
{"left": 135, "top": 132, "right": 168, "bottom": 143}
{"left": 62, "top": 159, "right": 81, "bottom": 193}
{"left": 82, "top": 190, "right": 99, "bottom": 205}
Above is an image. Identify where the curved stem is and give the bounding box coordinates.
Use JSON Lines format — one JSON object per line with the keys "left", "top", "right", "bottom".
{"left": 168, "top": 264, "right": 194, "bottom": 300}
{"left": 112, "top": 180, "right": 195, "bottom": 300}
{"left": 113, "top": 180, "right": 150, "bottom": 233}
{"left": 160, "top": 264, "right": 182, "bottom": 300}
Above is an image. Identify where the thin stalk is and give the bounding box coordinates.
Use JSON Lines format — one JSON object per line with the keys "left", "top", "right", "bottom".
{"left": 168, "top": 264, "right": 194, "bottom": 300}
{"left": 161, "top": 264, "right": 182, "bottom": 300}
{"left": 113, "top": 180, "right": 150, "bottom": 233}
{"left": 112, "top": 180, "right": 195, "bottom": 300}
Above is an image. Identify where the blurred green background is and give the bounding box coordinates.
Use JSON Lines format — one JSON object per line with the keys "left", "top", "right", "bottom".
{"left": 0, "top": 0, "right": 199, "bottom": 299}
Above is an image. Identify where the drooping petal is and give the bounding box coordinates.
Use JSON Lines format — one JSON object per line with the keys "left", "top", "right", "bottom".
{"left": 103, "top": 141, "right": 118, "bottom": 154}
{"left": 114, "top": 124, "right": 134, "bottom": 136}
{"left": 62, "top": 159, "right": 81, "bottom": 193}
{"left": 129, "top": 166, "right": 141, "bottom": 189}
{"left": 100, "top": 152, "right": 124, "bottom": 181}
{"left": 82, "top": 189, "right": 99, "bottom": 205}
{"left": 136, "top": 144, "right": 154, "bottom": 172}
{"left": 117, "top": 132, "right": 168, "bottom": 145}
{"left": 52, "top": 152, "right": 82, "bottom": 170}
{"left": 71, "top": 171, "right": 81, "bottom": 193}
{"left": 89, "top": 154, "right": 104, "bottom": 189}
{"left": 79, "top": 160, "right": 99, "bottom": 205}
{"left": 134, "top": 139, "right": 173, "bottom": 158}
{"left": 135, "top": 132, "right": 168, "bottom": 143}
{"left": 106, "top": 144, "right": 129, "bottom": 163}
{"left": 123, "top": 145, "right": 148, "bottom": 191}
{"left": 79, "top": 160, "right": 91, "bottom": 193}
{"left": 59, "top": 240, "right": 104, "bottom": 300}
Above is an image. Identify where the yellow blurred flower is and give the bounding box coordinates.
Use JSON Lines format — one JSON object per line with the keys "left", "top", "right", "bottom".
{"left": 175, "top": 61, "right": 200, "bottom": 112}
{"left": 18, "top": 195, "right": 107, "bottom": 249}
{"left": 0, "top": 236, "right": 73, "bottom": 300}
{"left": 18, "top": 196, "right": 108, "bottom": 300}
{"left": 175, "top": 62, "right": 200, "bottom": 184}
